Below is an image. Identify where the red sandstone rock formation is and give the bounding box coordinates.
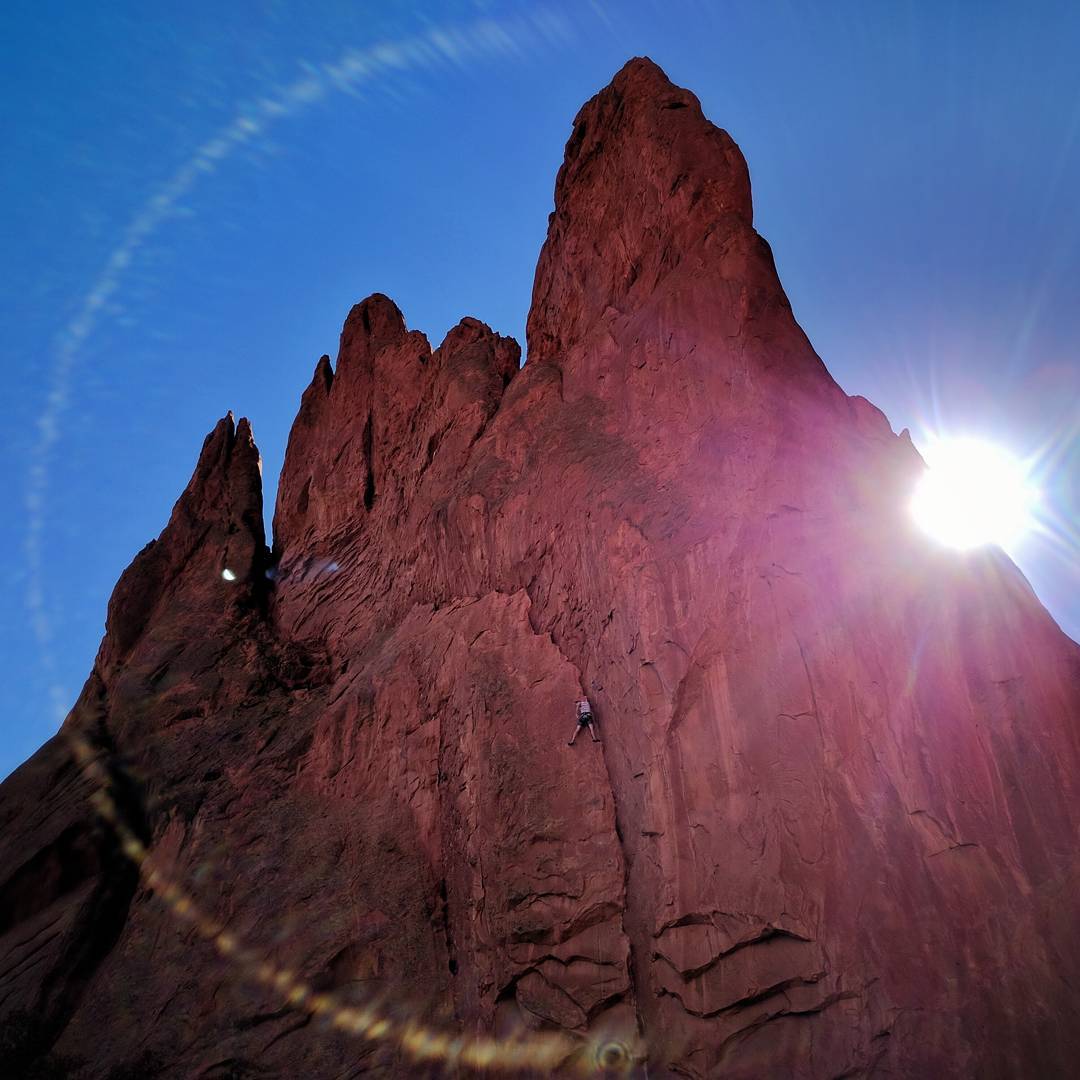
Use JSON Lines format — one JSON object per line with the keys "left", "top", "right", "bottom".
{"left": 2, "top": 58, "right": 1079, "bottom": 1079}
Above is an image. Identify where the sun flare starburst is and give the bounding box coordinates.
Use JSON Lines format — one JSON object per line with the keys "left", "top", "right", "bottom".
{"left": 911, "top": 437, "right": 1038, "bottom": 552}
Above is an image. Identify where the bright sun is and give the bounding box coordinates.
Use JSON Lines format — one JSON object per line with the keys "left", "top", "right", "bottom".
{"left": 911, "top": 437, "right": 1037, "bottom": 551}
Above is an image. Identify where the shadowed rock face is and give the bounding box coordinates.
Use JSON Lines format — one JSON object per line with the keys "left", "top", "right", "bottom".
{"left": 2, "top": 57, "right": 1079, "bottom": 1079}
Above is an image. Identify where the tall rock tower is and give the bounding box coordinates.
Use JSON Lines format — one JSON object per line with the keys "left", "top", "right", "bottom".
{"left": 2, "top": 59, "right": 1078, "bottom": 1079}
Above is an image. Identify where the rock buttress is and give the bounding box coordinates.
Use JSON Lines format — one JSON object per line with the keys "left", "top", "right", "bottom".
{"left": 268, "top": 56, "right": 1080, "bottom": 1076}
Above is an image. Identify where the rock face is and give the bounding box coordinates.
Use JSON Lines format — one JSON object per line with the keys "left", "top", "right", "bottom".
{"left": 2, "top": 58, "right": 1079, "bottom": 1079}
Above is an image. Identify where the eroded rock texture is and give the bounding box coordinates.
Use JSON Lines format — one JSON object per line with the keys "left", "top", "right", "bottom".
{"left": 2, "top": 58, "right": 1079, "bottom": 1079}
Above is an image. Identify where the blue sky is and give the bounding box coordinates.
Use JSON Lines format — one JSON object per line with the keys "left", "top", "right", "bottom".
{"left": 2, "top": 0, "right": 1078, "bottom": 779}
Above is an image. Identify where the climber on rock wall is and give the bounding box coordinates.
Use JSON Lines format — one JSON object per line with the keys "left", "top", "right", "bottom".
{"left": 568, "top": 696, "right": 599, "bottom": 745}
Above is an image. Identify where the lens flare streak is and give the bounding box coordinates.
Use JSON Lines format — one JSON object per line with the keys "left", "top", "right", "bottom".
{"left": 66, "top": 729, "right": 637, "bottom": 1075}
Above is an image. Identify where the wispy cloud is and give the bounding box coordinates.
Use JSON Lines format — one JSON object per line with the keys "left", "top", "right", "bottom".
{"left": 24, "top": 6, "right": 575, "bottom": 725}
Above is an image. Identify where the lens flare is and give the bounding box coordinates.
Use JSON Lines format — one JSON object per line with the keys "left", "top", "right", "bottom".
{"left": 911, "top": 437, "right": 1037, "bottom": 551}
{"left": 65, "top": 728, "right": 630, "bottom": 1075}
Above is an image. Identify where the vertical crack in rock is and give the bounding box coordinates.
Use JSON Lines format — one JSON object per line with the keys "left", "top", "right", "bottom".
{"left": 362, "top": 412, "right": 376, "bottom": 511}
{"left": 437, "top": 880, "right": 458, "bottom": 977}
{"left": 592, "top": 702, "right": 664, "bottom": 1067}
{"left": 538, "top": 629, "right": 648, "bottom": 1056}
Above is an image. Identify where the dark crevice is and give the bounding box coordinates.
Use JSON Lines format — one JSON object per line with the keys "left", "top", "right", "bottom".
{"left": 437, "top": 880, "right": 458, "bottom": 976}
{"left": 0, "top": 823, "right": 100, "bottom": 939}
{"left": 589, "top": 701, "right": 646, "bottom": 1055}
{"left": 197, "top": 1056, "right": 263, "bottom": 1078}
{"left": 565, "top": 120, "right": 588, "bottom": 162}
{"left": 659, "top": 974, "right": 840, "bottom": 1022}
{"left": 420, "top": 430, "right": 443, "bottom": 478}
{"left": 362, "top": 414, "right": 376, "bottom": 511}
{"left": 233, "top": 1006, "right": 291, "bottom": 1031}
{"left": 712, "top": 989, "right": 861, "bottom": 1062}
{"left": 654, "top": 926, "right": 817, "bottom": 982}
{"left": 26, "top": 720, "right": 147, "bottom": 1059}
{"left": 261, "top": 1012, "right": 312, "bottom": 1052}
{"left": 586, "top": 990, "right": 628, "bottom": 1024}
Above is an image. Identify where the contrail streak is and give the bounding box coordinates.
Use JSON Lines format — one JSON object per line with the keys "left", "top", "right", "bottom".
{"left": 24, "top": 5, "right": 573, "bottom": 729}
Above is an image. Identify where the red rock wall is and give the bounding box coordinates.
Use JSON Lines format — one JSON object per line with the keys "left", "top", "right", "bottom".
{"left": 2, "top": 58, "right": 1079, "bottom": 1079}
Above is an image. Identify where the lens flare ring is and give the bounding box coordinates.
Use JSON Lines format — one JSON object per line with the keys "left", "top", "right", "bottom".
{"left": 589, "top": 1036, "right": 634, "bottom": 1073}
